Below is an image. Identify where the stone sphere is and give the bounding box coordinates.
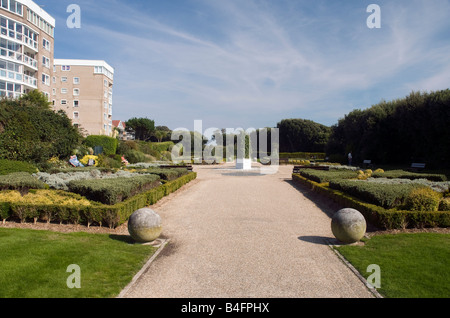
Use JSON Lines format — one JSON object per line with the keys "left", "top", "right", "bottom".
{"left": 128, "top": 208, "right": 162, "bottom": 243}
{"left": 331, "top": 208, "right": 366, "bottom": 243}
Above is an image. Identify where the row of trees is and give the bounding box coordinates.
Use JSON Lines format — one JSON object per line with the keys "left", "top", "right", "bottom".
{"left": 277, "top": 89, "right": 450, "bottom": 167}
{"left": 124, "top": 117, "right": 172, "bottom": 143}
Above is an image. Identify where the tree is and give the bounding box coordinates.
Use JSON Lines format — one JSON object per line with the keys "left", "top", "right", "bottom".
{"left": 277, "top": 119, "right": 331, "bottom": 153}
{"left": 125, "top": 117, "right": 155, "bottom": 141}
{"left": 18, "top": 90, "right": 51, "bottom": 109}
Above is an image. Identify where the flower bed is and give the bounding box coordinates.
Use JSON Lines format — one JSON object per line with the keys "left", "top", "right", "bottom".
{"left": 0, "top": 171, "right": 197, "bottom": 228}
{"left": 292, "top": 171, "right": 450, "bottom": 229}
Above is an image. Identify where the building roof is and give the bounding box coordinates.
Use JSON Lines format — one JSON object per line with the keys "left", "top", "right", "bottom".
{"left": 19, "top": 0, "right": 56, "bottom": 27}
{"left": 53, "top": 59, "right": 114, "bottom": 74}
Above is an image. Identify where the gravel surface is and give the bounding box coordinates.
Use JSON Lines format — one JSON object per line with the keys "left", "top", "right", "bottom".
{"left": 120, "top": 163, "right": 375, "bottom": 298}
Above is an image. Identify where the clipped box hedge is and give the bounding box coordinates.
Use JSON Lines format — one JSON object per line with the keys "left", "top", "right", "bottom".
{"left": 372, "top": 170, "right": 447, "bottom": 182}
{"left": 0, "top": 172, "right": 197, "bottom": 228}
{"left": 0, "top": 172, "right": 48, "bottom": 193}
{"left": 299, "top": 169, "right": 358, "bottom": 183}
{"left": 292, "top": 173, "right": 450, "bottom": 230}
{"left": 329, "top": 179, "right": 423, "bottom": 209}
{"left": 67, "top": 174, "right": 161, "bottom": 205}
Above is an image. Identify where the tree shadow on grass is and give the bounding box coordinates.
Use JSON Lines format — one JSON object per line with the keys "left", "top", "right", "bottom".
{"left": 109, "top": 234, "right": 134, "bottom": 244}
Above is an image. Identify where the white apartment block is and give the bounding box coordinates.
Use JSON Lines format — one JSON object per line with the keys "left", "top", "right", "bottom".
{"left": 53, "top": 59, "right": 114, "bottom": 136}
{"left": 0, "top": 0, "right": 55, "bottom": 98}
{"left": 0, "top": 1, "right": 114, "bottom": 136}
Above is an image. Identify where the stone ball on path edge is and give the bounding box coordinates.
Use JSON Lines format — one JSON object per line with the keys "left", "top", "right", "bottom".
{"left": 331, "top": 208, "right": 366, "bottom": 244}
{"left": 128, "top": 208, "right": 162, "bottom": 243}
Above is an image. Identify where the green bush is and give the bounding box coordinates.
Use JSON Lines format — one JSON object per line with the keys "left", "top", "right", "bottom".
{"left": 439, "top": 198, "right": 450, "bottom": 211}
{"left": 329, "top": 179, "right": 422, "bottom": 209}
{"left": 279, "top": 152, "right": 326, "bottom": 160}
{"left": 405, "top": 187, "right": 442, "bottom": 212}
{"left": 372, "top": 170, "right": 447, "bottom": 182}
{"left": 117, "top": 140, "right": 138, "bottom": 154}
{"left": 292, "top": 173, "right": 450, "bottom": 229}
{"left": 0, "top": 171, "right": 197, "bottom": 228}
{"left": 124, "top": 149, "right": 147, "bottom": 164}
{"left": 97, "top": 154, "right": 122, "bottom": 169}
{"left": 0, "top": 172, "right": 48, "bottom": 193}
{"left": 0, "top": 159, "right": 38, "bottom": 175}
{"left": 83, "top": 135, "right": 118, "bottom": 156}
{"left": 299, "top": 169, "right": 358, "bottom": 183}
{"left": 137, "top": 168, "right": 189, "bottom": 181}
{"left": 68, "top": 174, "right": 161, "bottom": 205}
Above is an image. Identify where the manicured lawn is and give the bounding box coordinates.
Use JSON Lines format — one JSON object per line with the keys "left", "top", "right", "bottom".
{"left": 336, "top": 233, "right": 450, "bottom": 298}
{"left": 0, "top": 228, "right": 156, "bottom": 298}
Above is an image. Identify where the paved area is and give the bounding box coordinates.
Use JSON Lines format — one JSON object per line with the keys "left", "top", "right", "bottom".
{"left": 120, "top": 163, "right": 374, "bottom": 298}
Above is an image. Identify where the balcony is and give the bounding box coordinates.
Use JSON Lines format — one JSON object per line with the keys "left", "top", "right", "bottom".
{"left": 23, "top": 74, "right": 37, "bottom": 88}
{"left": 23, "top": 55, "right": 37, "bottom": 70}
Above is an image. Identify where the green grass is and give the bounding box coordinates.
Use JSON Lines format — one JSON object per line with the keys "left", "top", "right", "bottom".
{"left": 0, "top": 228, "right": 156, "bottom": 298}
{"left": 336, "top": 233, "right": 450, "bottom": 298}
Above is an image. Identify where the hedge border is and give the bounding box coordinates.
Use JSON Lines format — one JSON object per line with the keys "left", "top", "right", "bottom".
{"left": 0, "top": 172, "right": 197, "bottom": 228}
{"left": 292, "top": 173, "right": 450, "bottom": 230}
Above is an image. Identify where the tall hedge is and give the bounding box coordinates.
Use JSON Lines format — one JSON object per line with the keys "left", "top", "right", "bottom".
{"left": 83, "top": 135, "right": 119, "bottom": 156}
{"left": 326, "top": 89, "right": 450, "bottom": 167}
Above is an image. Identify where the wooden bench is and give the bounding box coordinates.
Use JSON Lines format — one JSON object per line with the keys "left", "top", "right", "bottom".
{"left": 293, "top": 165, "right": 329, "bottom": 174}
{"left": 408, "top": 163, "right": 426, "bottom": 172}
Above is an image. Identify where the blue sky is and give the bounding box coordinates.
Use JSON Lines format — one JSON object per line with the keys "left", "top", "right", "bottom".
{"left": 37, "top": 0, "right": 450, "bottom": 131}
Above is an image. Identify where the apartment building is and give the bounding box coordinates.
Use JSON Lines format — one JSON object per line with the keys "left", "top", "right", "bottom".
{"left": 0, "top": 1, "right": 115, "bottom": 136}
{"left": 0, "top": 0, "right": 55, "bottom": 98}
{"left": 53, "top": 59, "right": 114, "bottom": 136}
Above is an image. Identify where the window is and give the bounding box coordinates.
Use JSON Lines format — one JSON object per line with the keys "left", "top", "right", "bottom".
{"left": 52, "top": 88, "right": 56, "bottom": 95}
{"left": 42, "top": 56, "right": 50, "bottom": 68}
{"left": 61, "top": 77, "right": 67, "bottom": 82}
{"left": 73, "top": 112, "right": 79, "bottom": 119}
{"left": 61, "top": 65, "right": 71, "bottom": 71}
{"left": 61, "top": 88, "right": 67, "bottom": 94}
{"left": 41, "top": 74, "right": 49, "bottom": 85}
{"left": 52, "top": 76, "right": 56, "bottom": 83}
{"left": 73, "top": 100, "right": 79, "bottom": 107}
{"left": 73, "top": 77, "right": 80, "bottom": 84}
{"left": 42, "top": 38, "right": 50, "bottom": 51}
{"left": 61, "top": 100, "right": 67, "bottom": 105}
{"left": 73, "top": 88, "right": 79, "bottom": 96}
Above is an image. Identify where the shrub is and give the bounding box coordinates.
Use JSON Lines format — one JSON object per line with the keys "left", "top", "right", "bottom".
{"left": 329, "top": 179, "right": 422, "bottom": 209}
{"left": 371, "top": 170, "right": 447, "bottom": 182}
{"left": 83, "top": 135, "right": 118, "bottom": 156}
{"left": 439, "top": 198, "right": 450, "bottom": 211}
{"left": 299, "top": 169, "right": 358, "bottom": 183}
{"left": 0, "top": 172, "right": 48, "bottom": 193}
{"left": 405, "top": 187, "right": 442, "bottom": 212}
{"left": 97, "top": 155, "right": 122, "bottom": 169}
{"left": 79, "top": 155, "right": 99, "bottom": 166}
{"left": 124, "top": 149, "right": 147, "bottom": 164}
{"left": 0, "top": 159, "right": 38, "bottom": 175}
{"left": 67, "top": 174, "right": 161, "bottom": 205}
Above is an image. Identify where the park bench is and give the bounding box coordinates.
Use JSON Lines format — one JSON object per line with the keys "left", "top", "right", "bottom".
{"left": 408, "top": 163, "right": 426, "bottom": 172}
{"left": 363, "top": 160, "right": 373, "bottom": 169}
{"left": 293, "top": 165, "right": 329, "bottom": 174}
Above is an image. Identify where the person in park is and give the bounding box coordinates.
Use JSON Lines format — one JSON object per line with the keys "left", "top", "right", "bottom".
{"left": 348, "top": 152, "right": 353, "bottom": 166}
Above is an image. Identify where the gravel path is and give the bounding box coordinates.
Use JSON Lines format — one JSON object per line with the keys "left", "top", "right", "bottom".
{"left": 120, "top": 163, "right": 374, "bottom": 298}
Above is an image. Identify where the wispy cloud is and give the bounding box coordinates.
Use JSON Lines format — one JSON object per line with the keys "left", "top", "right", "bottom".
{"left": 50, "top": 0, "right": 450, "bottom": 129}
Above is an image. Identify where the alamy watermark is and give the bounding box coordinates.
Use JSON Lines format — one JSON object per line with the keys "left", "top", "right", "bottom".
{"left": 66, "top": 4, "right": 81, "bottom": 29}
{"left": 66, "top": 264, "right": 81, "bottom": 289}
{"left": 366, "top": 264, "right": 381, "bottom": 289}
{"left": 367, "top": 4, "right": 381, "bottom": 29}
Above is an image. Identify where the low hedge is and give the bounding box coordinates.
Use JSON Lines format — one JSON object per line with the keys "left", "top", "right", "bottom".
{"left": 0, "top": 172, "right": 197, "bottom": 228}
{"left": 67, "top": 174, "right": 161, "bottom": 205}
{"left": 372, "top": 170, "right": 447, "bottom": 182}
{"left": 299, "top": 169, "right": 358, "bottom": 183}
{"left": 279, "top": 152, "right": 326, "bottom": 159}
{"left": 136, "top": 168, "right": 189, "bottom": 181}
{"left": 292, "top": 173, "right": 450, "bottom": 229}
{"left": 0, "top": 172, "right": 48, "bottom": 193}
{"left": 0, "top": 159, "right": 39, "bottom": 175}
{"left": 329, "top": 179, "right": 423, "bottom": 209}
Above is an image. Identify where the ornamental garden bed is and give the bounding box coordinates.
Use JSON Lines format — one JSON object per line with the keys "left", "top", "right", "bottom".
{"left": 0, "top": 167, "right": 196, "bottom": 229}
{"left": 292, "top": 167, "right": 450, "bottom": 230}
